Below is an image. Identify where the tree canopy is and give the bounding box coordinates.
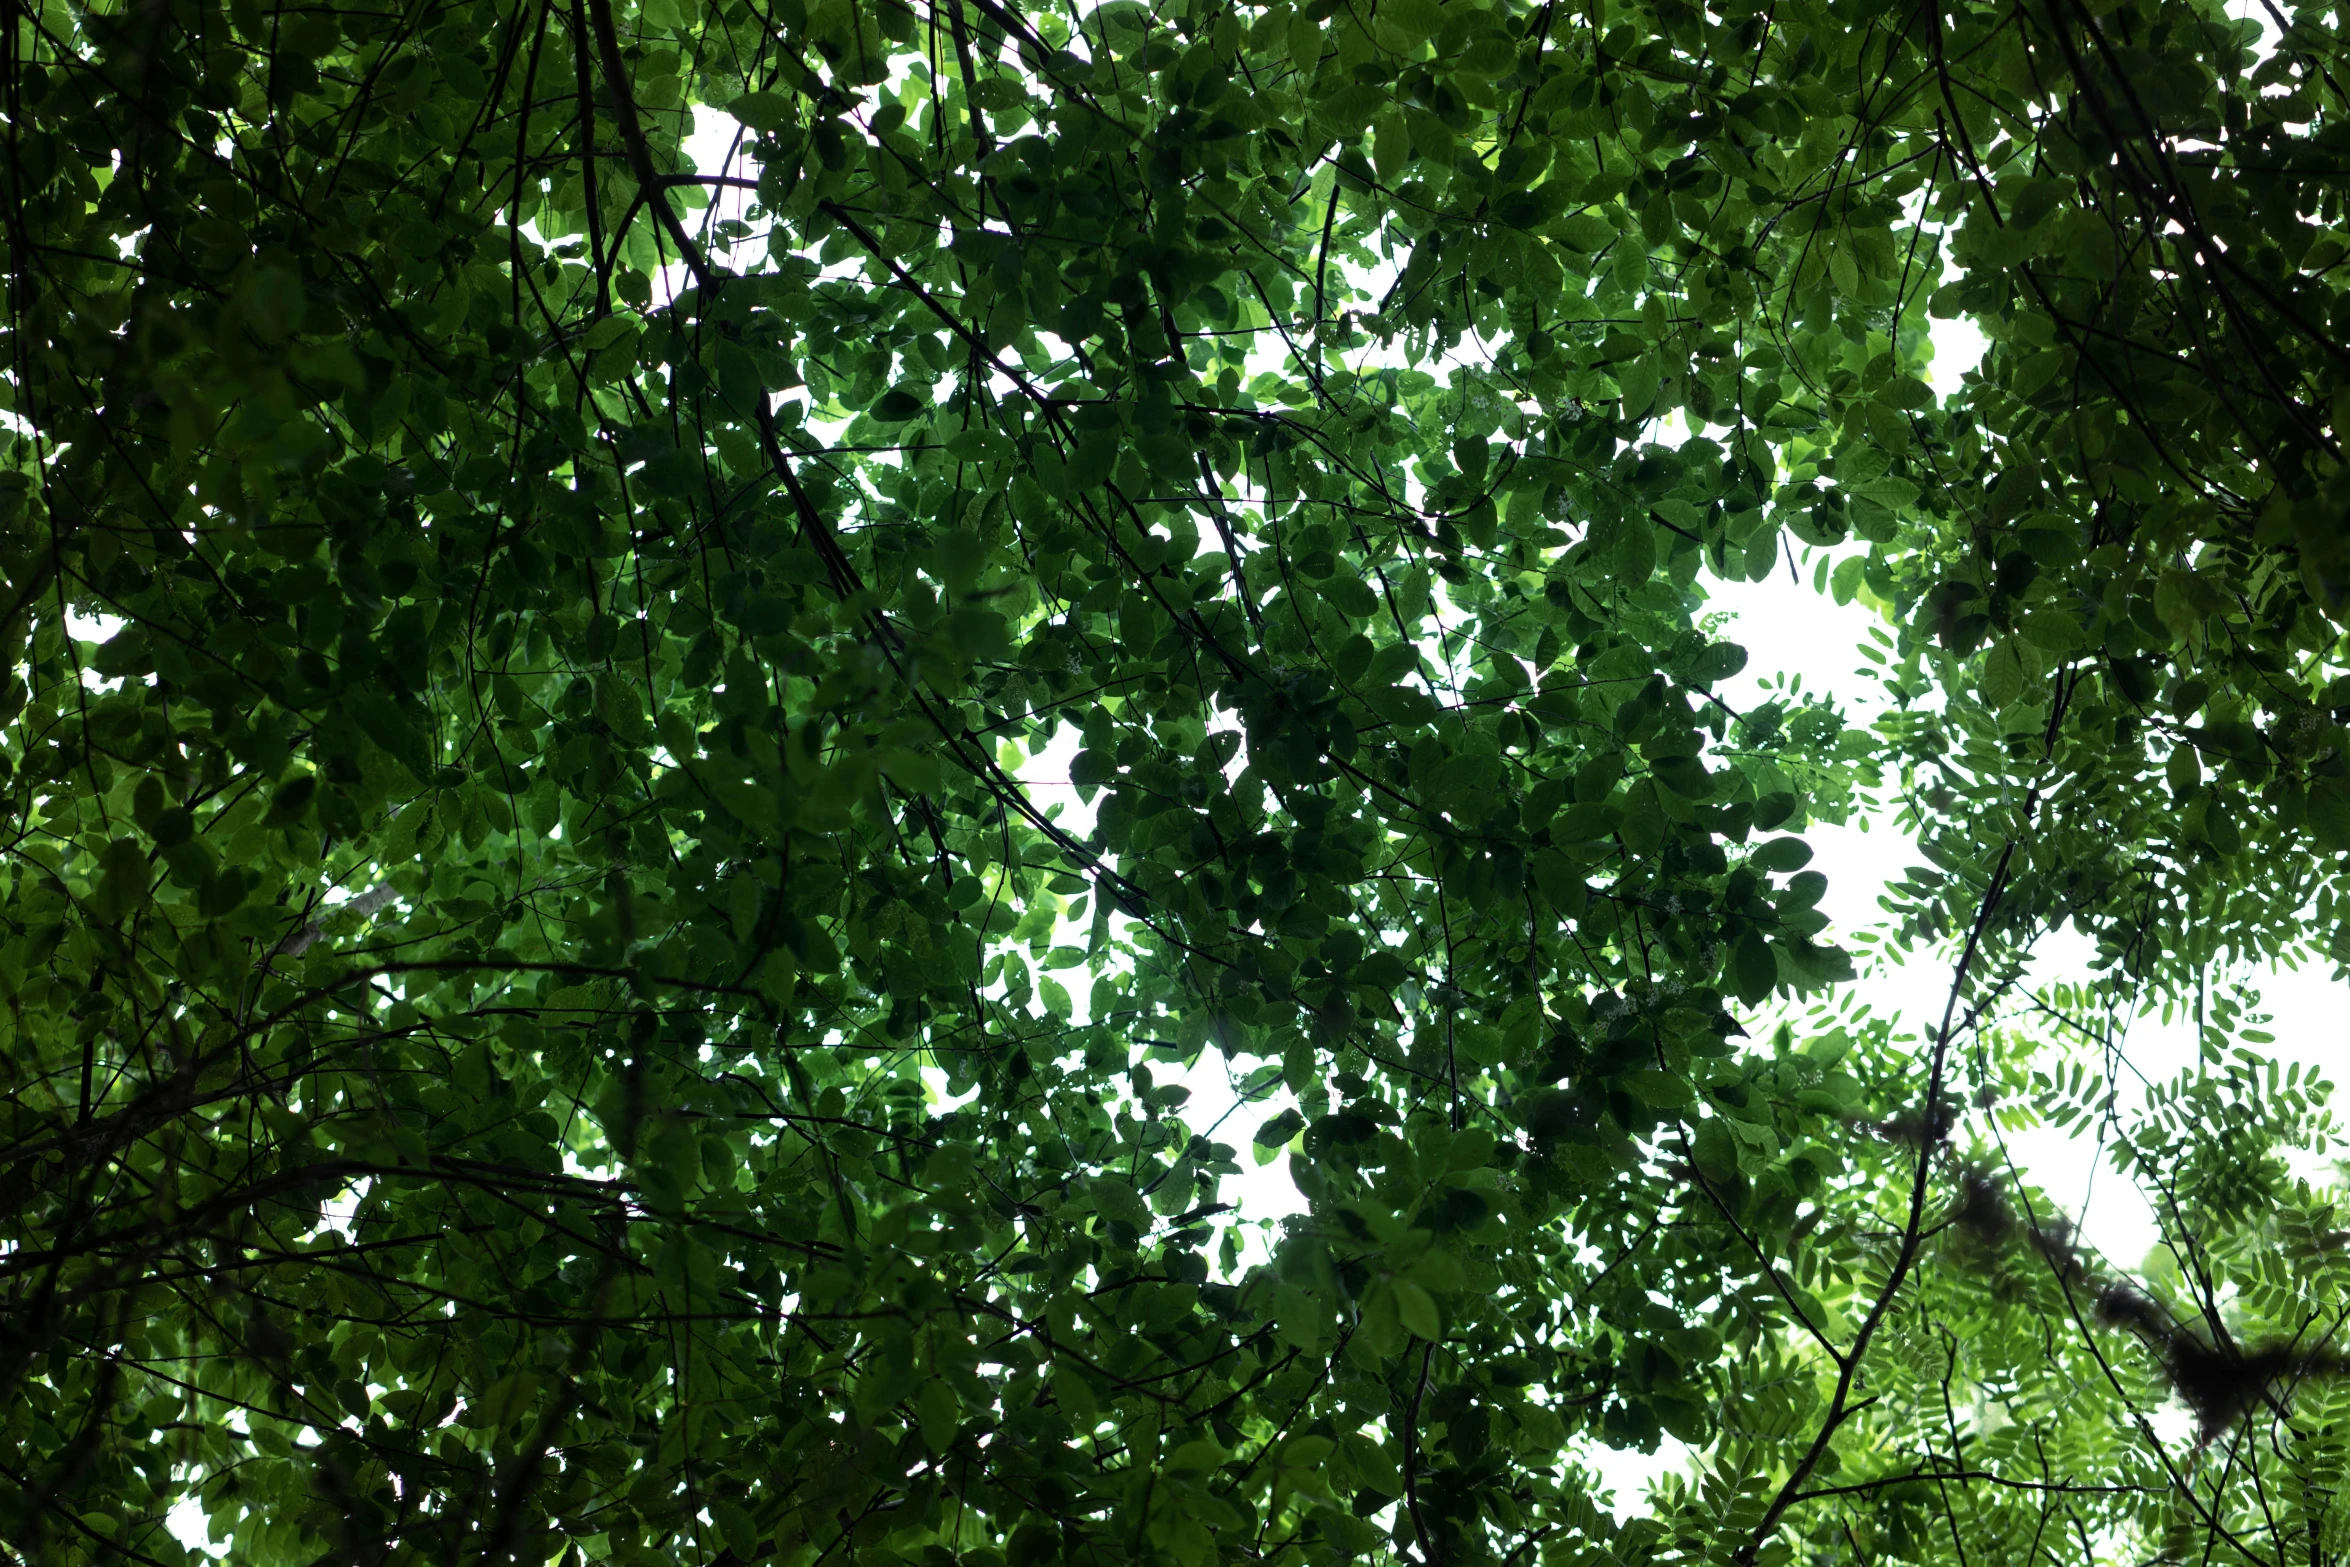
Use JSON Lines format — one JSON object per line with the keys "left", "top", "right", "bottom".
{"left": 6, "top": 0, "right": 2350, "bottom": 1560}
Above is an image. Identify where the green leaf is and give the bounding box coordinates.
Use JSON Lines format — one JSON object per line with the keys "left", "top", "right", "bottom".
{"left": 1391, "top": 1278, "right": 1442, "bottom": 1341}
{"left": 1324, "top": 574, "right": 1381, "bottom": 620}
{"left": 1730, "top": 929, "right": 1777, "bottom": 1005}
{"left": 1619, "top": 354, "right": 1662, "bottom": 418}
{"left": 1748, "top": 837, "right": 1813, "bottom": 873}
{"left": 1625, "top": 1069, "right": 1694, "bottom": 1108}
{"left": 1616, "top": 518, "right": 1659, "bottom": 584}
{"left": 1981, "top": 639, "right": 2026, "bottom": 709}
{"left": 917, "top": 1377, "right": 962, "bottom": 1453}
{"left": 1166, "top": 1438, "right": 1227, "bottom": 1474}
{"left": 2167, "top": 743, "right": 2202, "bottom": 796}
{"left": 727, "top": 90, "right": 795, "bottom": 130}
{"left": 263, "top": 773, "right": 318, "bottom": 827}
{"left": 1830, "top": 554, "right": 1866, "bottom": 605}
{"left": 1255, "top": 1107, "right": 1306, "bottom": 1148}
{"left": 1651, "top": 753, "right": 1713, "bottom": 798}
{"left": 1829, "top": 246, "right": 1860, "bottom": 296}
{"left": 1691, "top": 641, "right": 1748, "bottom": 684}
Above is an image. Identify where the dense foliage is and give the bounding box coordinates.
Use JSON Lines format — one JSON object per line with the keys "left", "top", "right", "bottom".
{"left": 4, "top": 0, "right": 2350, "bottom": 1559}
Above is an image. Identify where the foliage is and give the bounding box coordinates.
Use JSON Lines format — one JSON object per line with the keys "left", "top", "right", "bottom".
{"left": 2, "top": 0, "right": 2348, "bottom": 1561}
